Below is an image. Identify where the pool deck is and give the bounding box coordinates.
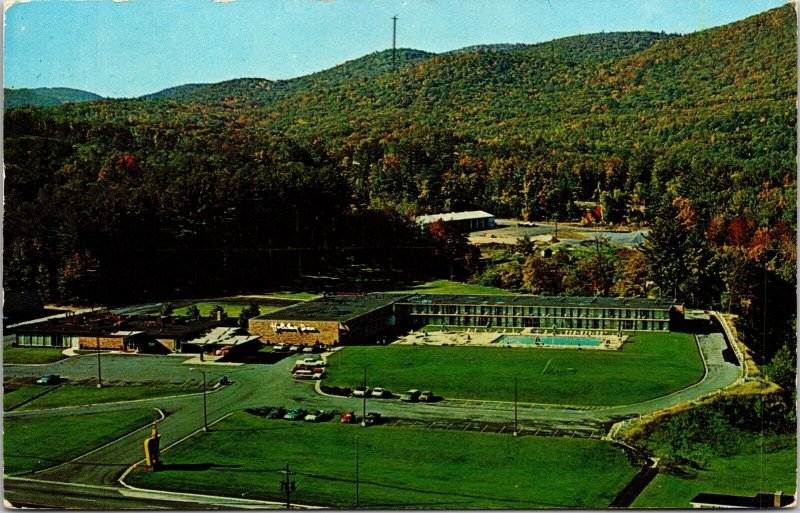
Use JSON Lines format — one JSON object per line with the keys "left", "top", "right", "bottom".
{"left": 395, "top": 328, "right": 626, "bottom": 350}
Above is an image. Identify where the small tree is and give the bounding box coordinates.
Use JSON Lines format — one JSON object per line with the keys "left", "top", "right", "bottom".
{"left": 238, "top": 302, "right": 261, "bottom": 329}
{"left": 160, "top": 302, "right": 174, "bottom": 316}
{"left": 185, "top": 304, "right": 200, "bottom": 319}
{"left": 209, "top": 305, "right": 225, "bottom": 320}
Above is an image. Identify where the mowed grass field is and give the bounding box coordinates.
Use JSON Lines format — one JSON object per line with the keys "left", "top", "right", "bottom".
{"left": 392, "top": 279, "right": 510, "bottom": 295}
{"left": 632, "top": 441, "right": 797, "bottom": 508}
{"left": 127, "top": 412, "right": 637, "bottom": 509}
{"left": 3, "top": 346, "right": 67, "bottom": 365}
{"left": 4, "top": 408, "right": 159, "bottom": 475}
{"left": 325, "top": 332, "right": 703, "bottom": 406}
{"left": 172, "top": 302, "right": 282, "bottom": 317}
{"left": 4, "top": 384, "right": 203, "bottom": 411}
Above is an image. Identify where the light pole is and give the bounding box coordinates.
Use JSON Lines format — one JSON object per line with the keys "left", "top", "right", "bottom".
{"left": 361, "top": 366, "right": 367, "bottom": 427}
{"left": 278, "top": 462, "right": 296, "bottom": 509}
{"left": 513, "top": 374, "right": 519, "bottom": 436}
{"left": 96, "top": 336, "right": 102, "bottom": 388}
{"left": 355, "top": 435, "right": 360, "bottom": 509}
{"left": 190, "top": 368, "right": 208, "bottom": 431}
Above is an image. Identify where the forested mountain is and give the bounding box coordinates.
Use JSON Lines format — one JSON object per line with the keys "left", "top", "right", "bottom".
{"left": 139, "top": 49, "right": 435, "bottom": 106}
{"left": 4, "top": 87, "right": 103, "bottom": 109}
{"left": 4, "top": 3, "right": 796, "bottom": 356}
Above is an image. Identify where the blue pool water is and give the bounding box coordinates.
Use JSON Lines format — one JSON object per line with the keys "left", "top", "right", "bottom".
{"left": 494, "top": 335, "right": 603, "bottom": 347}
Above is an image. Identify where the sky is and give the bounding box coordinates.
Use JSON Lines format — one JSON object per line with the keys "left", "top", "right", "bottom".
{"left": 2, "top": 0, "right": 790, "bottom": 98}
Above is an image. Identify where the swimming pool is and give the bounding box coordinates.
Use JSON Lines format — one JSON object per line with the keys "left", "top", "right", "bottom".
{"left": 493, "top": 335, "right": 603, "bottom": 347}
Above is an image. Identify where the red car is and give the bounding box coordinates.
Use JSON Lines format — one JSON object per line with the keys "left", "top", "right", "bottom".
{"left": 340, "top": 411, "right": 357, "bottom": 424}
{"left": 291, "top": 365, "right": 324, "bottom": 374}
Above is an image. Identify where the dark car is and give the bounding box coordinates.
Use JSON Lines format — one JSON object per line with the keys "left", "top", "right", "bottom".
{"left": 283, "top": 407, "right": 308, "bottom": 420}
{"left": 400, "top": 389, "right": 420, "bottom": 402}
{"left": 364, "top": 412, "right": 382, "bottom": 426}
{"left": 36, "top": 374, "right": 60, "bottom": 385}
{"left": 266, "top": 407, "right": 286, "bottom": 419}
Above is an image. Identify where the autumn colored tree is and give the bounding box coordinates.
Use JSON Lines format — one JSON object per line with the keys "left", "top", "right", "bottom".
{"left": 613, "top": 249, "right": 649, "bottom": 297}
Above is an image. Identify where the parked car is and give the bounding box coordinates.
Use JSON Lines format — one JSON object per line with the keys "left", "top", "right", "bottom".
{"left": 400, "top": 389, "right": 421, "bottom": 402}
{"left": 289, "top": 345, "right": 303, "bottom": 352}
{"left": 340, "top": 411, "right": 358, "bottom": 424}
{"left": 352, "top": 386, "right": 370, "bottom": 397}
{"left": 273, "top": 344, "right": 287, "bottom": 352}
{"left": 419, "top": 390, "right": 434, "bottom": 402}
{"left": 301, "top": 346, "right": 315, "bottom": 353}
{"left": 36, "top": 374, "right": 60, "bottom": 385}
{"left": 364, "top": 412, "right": 382, "bottom": 426}
{"left": 371, "top": 387, "right": 391, "bottom": 399}
{"left": 283, "top": 407, "right": 307, "bottom": 420}
{"left": 295, "top": 358, "right": 325, "bottom": 367}
{"left": 292, "top": 365, "right": 324, "bottom": 374}
{"left": 304, "top": 410, "right": 331, "bottom": 422}
{"left": 293, "top": 370, "right": 324, "bottom": 380}
{"left": 266, "top": 407, "right": 286, "bottom": 419}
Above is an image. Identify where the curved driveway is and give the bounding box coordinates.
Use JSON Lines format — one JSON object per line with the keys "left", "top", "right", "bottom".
{"left": 4, "top": 329, "right": 742, "bottom": 506}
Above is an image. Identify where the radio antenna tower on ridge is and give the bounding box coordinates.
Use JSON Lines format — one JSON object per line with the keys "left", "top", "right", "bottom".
{"left": 391, "top": 15, "right": 398, "bottom": 70}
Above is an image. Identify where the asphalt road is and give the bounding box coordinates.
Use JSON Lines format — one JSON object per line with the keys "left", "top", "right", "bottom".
{"left": 4, "top": 329, "right": 742, "bottom": 508}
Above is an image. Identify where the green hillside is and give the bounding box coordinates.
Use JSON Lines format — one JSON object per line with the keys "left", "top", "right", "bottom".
{"left": 3, "top": 6, "right": 796, "bottom": 316}
{"left": 140, "top": 49, "right": 434, "bottom": 106}
{"left": 4, "top": 87, "right": 103, "bottom": 108}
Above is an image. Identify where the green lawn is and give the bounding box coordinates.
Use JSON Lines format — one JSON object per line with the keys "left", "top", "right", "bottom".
{"left": 325, "top": 332, "right": 703, "bottom": 406}
{"left": 127, "top": 412, "right": 637, "bottom": 509}
{"left": 172, "top": 302, "right": 281, "bottom": 318}
{"left": 5, "top": 384, "right": 203, "bottom": 411}
{"left": 392, "top": 279, "right": 510, "bottom": 295}
{"left": 3, "top": 346, "right": 67, "bottom": 365}
{"left": 4, "top": 408, "right": 159, "bottom": 475}
{"left": 632, "top": 441, "right": 797, "bottom": 508}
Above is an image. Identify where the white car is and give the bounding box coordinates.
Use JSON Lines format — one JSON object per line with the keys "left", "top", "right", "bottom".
{"left": 353, "top": 386, "right": 370, "bottom": 397}
{"left": 293, "top": 370, "right": 324, "bottom": 380}
{"left": 371, "top": 387, "right": 391, "bottom": 398}
{"left": 296, "top": 358, "right": 325, "bottom": 367}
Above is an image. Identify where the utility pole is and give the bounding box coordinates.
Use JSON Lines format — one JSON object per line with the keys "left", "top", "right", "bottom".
{"left": 96, "top": 336, "right": 102, "bottom": 388}
{"left": 190, "top": 368, "right": 209, "bottom": 431}
{"left": 361, "top": 366, "right": 367, "bottom": 426}
{"left": 391, "top": 15, "right": 398, "bottom": 70}
{"left": 278, "top": 462, "right": 296, "bottom": 509}
{"left": 355, "top": 435, "right": 360, "bottom": 509}
{"left": 514, "top": 375, "right": 519, "bottom": 435}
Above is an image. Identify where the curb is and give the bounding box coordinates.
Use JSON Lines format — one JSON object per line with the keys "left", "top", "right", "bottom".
{"left": 5, "top": 383, "right": 231, "bottom": 416}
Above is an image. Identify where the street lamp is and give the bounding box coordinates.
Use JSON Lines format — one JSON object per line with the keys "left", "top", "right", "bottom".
{"left": 96, "top": 336, "right": 103, "bottom": 388}
{"left": 190, "top": 367, "right": 209, "bottom": 431}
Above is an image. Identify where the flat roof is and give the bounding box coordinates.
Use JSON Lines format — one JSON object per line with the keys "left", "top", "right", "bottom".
{"left": 416, "top": 210, "right": 495, "bottom": 224}
{"left": 396, "top": 294, "right": 678, "bottom": 310}
{"left": 254, "top": 293, "right": 407, "bottom": 323}
{"left": 15, "top": 313, "right": 221, "bottom": 339}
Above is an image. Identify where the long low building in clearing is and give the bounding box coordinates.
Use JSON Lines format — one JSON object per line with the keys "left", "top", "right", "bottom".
{"left": 249, "top": 292, "right": 683, "bottom": 347}
{"left": 416, "top": 210, "right": 496, "bottom": 232}
{"left": 396, "top": 294, "right": 679, "bottom": 332}
{"left": 13, "top": 310, "right": 225, "bottom": 352}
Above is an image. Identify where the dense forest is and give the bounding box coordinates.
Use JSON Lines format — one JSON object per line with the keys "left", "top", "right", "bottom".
{"left": 4, "top": 7, "right": 796, "bottom": 369}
